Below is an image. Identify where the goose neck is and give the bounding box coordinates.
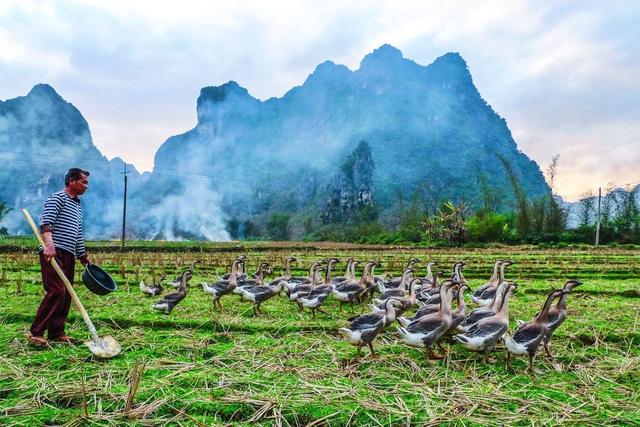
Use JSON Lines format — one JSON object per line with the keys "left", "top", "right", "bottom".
{"left": 537, "top": 291, "right": 560, "bottom": 323}
{"left": 490, "top": 261, "right": 501, "bottom": 283}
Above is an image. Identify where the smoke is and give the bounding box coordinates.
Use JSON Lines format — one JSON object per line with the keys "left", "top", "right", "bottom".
{"left": 140, "top": 180, "right": 230, "bottom": 241}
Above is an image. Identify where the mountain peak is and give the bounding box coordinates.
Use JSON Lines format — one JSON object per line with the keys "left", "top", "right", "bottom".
{"left": 432, "top": 52, "right": 467, "bottom": 67}
{"left": 427, "top": 52, "right": 472, "bottom": 83}
{"left": 359, "top": 44, "right": 404, "bottom": 70}
{"left": 196, "top": 81, "right": 260, "bottom": 125}
{"left": 198, "top": 81, "right": 252, "bottom": 104}
{"left": 27, "top": 83, "right": 64, "bottom": 102}
{"left": 303, "top": 60, "right": 351, "bottom": 87}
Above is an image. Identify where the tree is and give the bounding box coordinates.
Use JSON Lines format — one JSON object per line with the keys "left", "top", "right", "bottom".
{"left": 266, "top": 213, "right": 291, "bottom": 241}
{"left": 397, "top": 190, "right": 425, "bottom": 243}
{"left": 423, "top": 201, "right": 468, "bottom": 247}
{"left": 418, "top": 177, "right": 453, "bottom": 217}
{"left": 497, "top": 154, "right": 530, "bottom": 240}
{"left": 477, "top": 173, "right": 502, "bottom": 213}
{"left": 545, "top": 155, "right": 560, "bottom": 192}
{"left": 577, "top": 189, "right": 595, "bottom": 227}
{"left": 466, "top": 211, "right": 512, "bottom": 242}
{"left": 614, "top": 184, "right": 639, "bottom": 242}
{"left": 226, "top": 217, "right": 240, "bottom": 240}
{"left": 544, "top": 154, "right": 566, "bottom": 234}
{"left": 243, "top": 220, "right": 261, "bottom": 239}
{"left": 0, "top": 201, "right": 11, "bottom": 236}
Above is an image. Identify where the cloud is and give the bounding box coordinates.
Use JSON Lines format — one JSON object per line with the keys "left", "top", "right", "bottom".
{"left": 1, "top": 0, "right": 638, "bottom": 201}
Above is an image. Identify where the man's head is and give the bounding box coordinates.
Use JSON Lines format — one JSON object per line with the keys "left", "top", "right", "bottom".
{"left": 64, "top": 168, "right": 90, "bottom": 196}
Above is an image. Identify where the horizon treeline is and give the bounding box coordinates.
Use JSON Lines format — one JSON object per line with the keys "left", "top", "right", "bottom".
{"left": 2, "top": 161, "right": 638, "bottom": 246}
{"left": 223, "top": 156, "right": 640, "bottom": 247}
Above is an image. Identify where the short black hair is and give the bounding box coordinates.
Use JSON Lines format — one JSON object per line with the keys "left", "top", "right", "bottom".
{"left": 65, "top": 168, "right": 90, "bottom": 186}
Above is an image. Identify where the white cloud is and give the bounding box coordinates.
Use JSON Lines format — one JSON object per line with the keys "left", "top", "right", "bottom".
{"left": 0, "top": 0, "right": 638, "bottom": 199}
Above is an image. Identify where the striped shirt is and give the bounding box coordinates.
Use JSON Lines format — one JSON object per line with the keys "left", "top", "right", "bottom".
{"left": 39, "top": 191, "right": 87, "bottom": 258}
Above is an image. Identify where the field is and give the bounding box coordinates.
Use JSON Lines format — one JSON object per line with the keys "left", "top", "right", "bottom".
{"left": 1, "top": 239, "right": 639, "bottom": 426}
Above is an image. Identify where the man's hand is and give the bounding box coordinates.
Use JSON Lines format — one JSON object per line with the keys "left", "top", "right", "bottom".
{"left": 42, "top": 231, "right": 56, "bottom": 262}
{"left": 79, "top": 254, "right": 91, "bottom": 266}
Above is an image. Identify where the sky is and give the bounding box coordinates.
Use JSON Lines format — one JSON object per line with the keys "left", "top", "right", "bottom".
{"left": 1, "top": 0, "right": 639, "bottom": 201}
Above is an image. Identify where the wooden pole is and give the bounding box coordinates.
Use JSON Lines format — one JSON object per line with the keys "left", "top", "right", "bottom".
{"left": 595, "top": 187, "right": 602, "bottom": 246}
{"left": 121, "top": 164, "right": 128, "bottom": 248}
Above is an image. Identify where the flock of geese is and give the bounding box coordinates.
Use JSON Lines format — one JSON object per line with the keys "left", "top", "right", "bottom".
{"left": 139, "top": 257, "right": 581, "bottom": 374}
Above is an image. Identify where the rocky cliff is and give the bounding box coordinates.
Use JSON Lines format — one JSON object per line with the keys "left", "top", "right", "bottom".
{"left": 1, "top": 45, "right": 552, "bottom": 240}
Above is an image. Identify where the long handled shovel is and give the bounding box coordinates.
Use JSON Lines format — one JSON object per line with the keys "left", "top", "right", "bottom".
{"left": 22, "top": 209, "right": 121, "bottom": 358}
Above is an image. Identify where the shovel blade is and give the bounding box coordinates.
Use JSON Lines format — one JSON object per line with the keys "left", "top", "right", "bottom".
{"left": 84, "top": 335, "right": 121, "bottom": 358}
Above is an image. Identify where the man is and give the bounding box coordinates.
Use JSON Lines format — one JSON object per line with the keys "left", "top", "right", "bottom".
{"left": 27, "top": 168, "right": 91, "bottom": 347}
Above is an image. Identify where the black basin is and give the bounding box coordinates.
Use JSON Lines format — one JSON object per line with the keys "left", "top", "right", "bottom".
{"left": 82, "top": 264, "right": 117, "bottom": 295}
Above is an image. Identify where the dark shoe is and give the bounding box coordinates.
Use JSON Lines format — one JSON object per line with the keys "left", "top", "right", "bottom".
{"left": 51, "top": 335, "right": 77, "bottom": 344}
{"left": 27, "top": 335, "right": 48, "bottom": 347}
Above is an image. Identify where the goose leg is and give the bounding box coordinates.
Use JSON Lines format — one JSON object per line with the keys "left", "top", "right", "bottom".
{"left": 437, "top": 341, "right": 449, "bottom": 356}
{"left": 368, "top": 342, "right": 377, "bottom": 358}
{"left": 505, "top": 351, "right": 511, "bottom": 371}
{"left": 527, "top": 353, "right": 544, "bottom": 375}
{"left": 544, "top": 342, "right": 553, "bottom": 358}
{"left": 318, "top": 307, "right": 330, "bottom": 317}
{"left": 430, "top": 348, "right": 445, "bottom": 360}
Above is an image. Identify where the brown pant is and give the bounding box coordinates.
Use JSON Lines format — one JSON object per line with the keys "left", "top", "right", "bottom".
{"left": 30, "top": 249, "right": 76, "bottom": 339}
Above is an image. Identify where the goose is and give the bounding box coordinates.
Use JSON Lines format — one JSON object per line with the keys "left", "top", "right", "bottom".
{"left": 396, "top": 279, "right": 458, "bottom": 359}
{"left": 457, "top": 280, "right": 514, "bottom": 333}
{"left": 377, "top": 258, "right": 419, "bottom": 291}
{"left": 471, "top": 260, "right": 503, "bottom": 300}
{"left": 298, "top": 282, "right": 334, "bottom": 317}
{"left": 169, "top": 260, "right": 201, "bottom": 287}
{"left": 504, "top": 289, "right": 567, "bottom": 374}
{"left": 418, "top": 261, "right": 439, "bottom": 287}
{"left": 542, "top": 279, "right": 583, "bottom": 357}
{"left": 233, "top": 262, "right": 272, "bottom": 295}
{"left": 453, "top": 282, "right": 517, "bottom": 362}
{"left": 322, "top": 258, "right": 341, "bottom": 283}
{"left": 211, "top": 257, "right": 245, "bottom": 283}
{"left": 472, "top": 260, "right": 514, "bottom": 306}
{"left": 377, "top": 268, "right": 413, "bottom": 298}
{"left": 447, "top": 283, "right": 471, "bottom": 334}
{"left": 288, "top": 263, "right": 324, "bottom": 306}
{"left": 297, "top": 259, "right": 341, "bottom": 317}
{"left": 451, "top": 261, "right": 467, "bottom": 285}
{"left": 220, "top": 255, "right": 247, "bottom": 280}
{"left": 284, "top": 261, "right": 324, "bottom": 293}
{"left": 238, "top": 280, "right": 286, "bottom": 315}
{"left": 375, "top": 277, "right": 420, "bottom": 315}
{"left": 201, "top": 259, "right": 245, "bottom": 311}
{"left": 139, "top": 275, "right": 166, "bottom": 296}
{"left": 152, "top": 270, "right": 192, "bottom": 314}
{"left": 331, "top": 258, "right": 357, "bottom": 285}
{"left": 268, "top": 257, "right": 297, "bottom": 285}
{"left": 332, "top": 261, "right": 380, "bottom": 309}
{"left": 398, "top": 279, "right": 459, "bottom": 325}
{"left": 416, "top": 270, "right": 446, "bottom": 305}
{"left": 338, "top": 297, "right": 403, "bottom": 359}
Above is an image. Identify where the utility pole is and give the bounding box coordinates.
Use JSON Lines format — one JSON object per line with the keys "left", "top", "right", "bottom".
{"left": 121, "top": 164, "right": 129, "bottom": 248}
{"left": 595, "top": 186, "right": 602, "bottom": 247}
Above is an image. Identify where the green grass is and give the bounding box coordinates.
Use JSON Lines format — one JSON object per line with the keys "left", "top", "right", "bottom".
{"left": 0, "top": 243, "right": 638, "bottom": 425}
